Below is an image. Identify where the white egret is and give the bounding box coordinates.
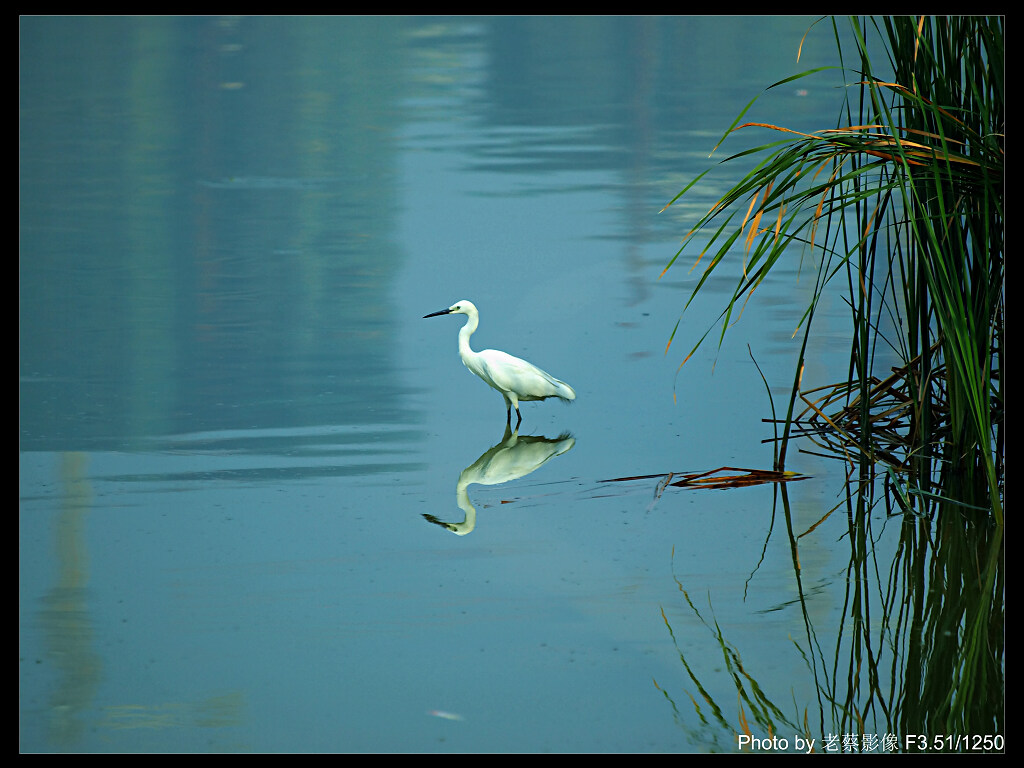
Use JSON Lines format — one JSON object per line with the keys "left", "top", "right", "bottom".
{"left": 423, "top": 300, "right": 576, "bottom": 426}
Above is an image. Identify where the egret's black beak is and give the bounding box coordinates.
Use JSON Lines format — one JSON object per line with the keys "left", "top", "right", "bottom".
{"left": 423, "top": 308, "right": 453, "bottom": 319}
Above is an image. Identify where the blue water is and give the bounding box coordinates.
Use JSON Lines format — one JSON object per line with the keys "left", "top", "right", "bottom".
{"left": 21, "top": 16, "right": 895, "bottom": 753}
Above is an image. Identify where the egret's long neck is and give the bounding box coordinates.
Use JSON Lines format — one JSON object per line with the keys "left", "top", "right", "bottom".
{"left": 458, "top": 314, "right": 478, "bottom": 359}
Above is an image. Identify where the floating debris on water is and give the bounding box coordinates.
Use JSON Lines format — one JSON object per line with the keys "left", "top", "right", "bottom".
{"left": 427, "top": 709, "right": 464, "bottom": 721}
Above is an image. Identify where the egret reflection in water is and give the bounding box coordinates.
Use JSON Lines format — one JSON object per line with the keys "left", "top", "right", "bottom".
{"left": 423, "top": 425, "right": 575, "bottom": 536}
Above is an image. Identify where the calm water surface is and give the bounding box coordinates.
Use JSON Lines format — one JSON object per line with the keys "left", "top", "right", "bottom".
{"left": 21, "top": 16, "right": 899, "bottom": 753}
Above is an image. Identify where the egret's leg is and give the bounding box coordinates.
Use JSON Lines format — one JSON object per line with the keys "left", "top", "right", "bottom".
{"left": 507, "top": 393, "right": 521, "bottom": 427}
{"left": 505, "top": 403, "right": 512, "bottom": 425}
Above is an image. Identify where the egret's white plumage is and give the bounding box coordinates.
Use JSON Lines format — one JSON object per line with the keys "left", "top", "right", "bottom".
{"left": 423, "top": 300, "right": 576, "bottom": 426}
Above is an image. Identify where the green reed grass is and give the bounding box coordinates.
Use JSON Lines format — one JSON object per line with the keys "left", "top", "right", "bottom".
{"left": 659, "top": 15, "right": 1003, "bottom": 742}
{"left": 662, "top": 16, "right": 1003, "bottom": 524}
